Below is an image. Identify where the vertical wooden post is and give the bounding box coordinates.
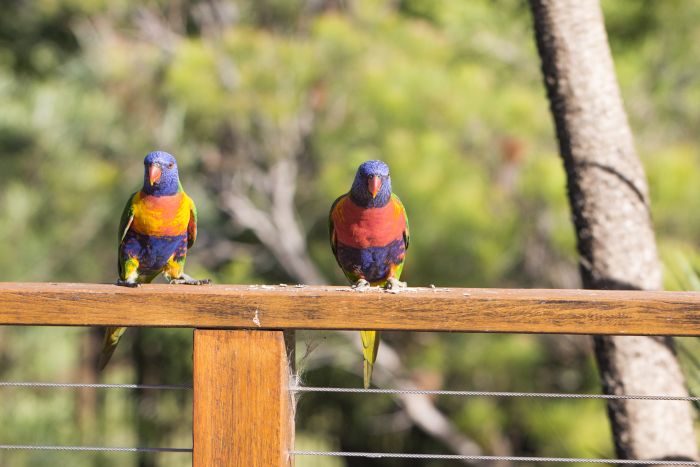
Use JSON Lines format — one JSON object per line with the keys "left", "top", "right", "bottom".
{"left": 193, "top": 329, "right": 294, "bottom": 466}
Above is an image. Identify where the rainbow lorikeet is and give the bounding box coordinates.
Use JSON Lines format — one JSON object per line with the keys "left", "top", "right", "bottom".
{"left": 98, "top": 151, "right": 210, "bottom": 370}
{"left": 329, "top": 160, "right": 409, "bottom": 388}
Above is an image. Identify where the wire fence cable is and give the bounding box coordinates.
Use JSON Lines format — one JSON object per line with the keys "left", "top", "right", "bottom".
{"left": 290, "top": 386, "right": 700, "bottom": 401}
{"left": 0, "top": 382, "right": 192, "bottom": 454}
{"left": 3, "top": 382, "right": 699, "bottom": 460}
{"left": 3, "top": 382, "right": 697, "bottom": 401}
{"left": 290, "top": 451, "right": 700, "bottom": 464}
{"left": 0, "top": 382, "right": 192, "bottom": 390}
{"left": 0, "top": 445, "right": 191, "bottom": 453}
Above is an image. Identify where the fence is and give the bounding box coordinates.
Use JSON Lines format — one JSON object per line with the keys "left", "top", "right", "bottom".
{"left": 2, "top": 282, "right": 700, "bottom": 465}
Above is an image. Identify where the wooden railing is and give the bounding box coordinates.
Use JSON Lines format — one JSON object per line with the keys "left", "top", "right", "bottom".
{"left": 2, "top": 282, "right": 700, "bottom": 466}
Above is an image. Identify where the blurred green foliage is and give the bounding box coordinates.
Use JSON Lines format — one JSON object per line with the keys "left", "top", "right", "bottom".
{"left": 1, "top": 0, "right": 700, "bottom": 466}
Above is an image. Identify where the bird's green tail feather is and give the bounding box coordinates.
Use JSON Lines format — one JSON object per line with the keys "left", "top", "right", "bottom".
{"left": 98, "top": 326, "right": 126, "bottom": 370}
{"left": 360, "top": 330, "right": 380, "bottom": 389}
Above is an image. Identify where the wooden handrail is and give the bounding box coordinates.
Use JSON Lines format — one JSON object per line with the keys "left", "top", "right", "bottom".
{"left": 3, "top": 282, "right": 700, "bottom": 465}
{"left": 1, "top": 282, "right": 700, "bottom": 335}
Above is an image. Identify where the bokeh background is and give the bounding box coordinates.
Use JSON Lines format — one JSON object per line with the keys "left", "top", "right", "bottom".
{"left": 2, "top": 0, "right": 700, "bottom": 465}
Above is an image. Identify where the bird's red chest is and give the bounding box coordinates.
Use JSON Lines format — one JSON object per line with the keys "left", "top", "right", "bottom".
{"left": 131, "top": 192, "right": 190, "bottom": 236}
{"left": 333, "top": 197, "right": 405, "bottom": 248}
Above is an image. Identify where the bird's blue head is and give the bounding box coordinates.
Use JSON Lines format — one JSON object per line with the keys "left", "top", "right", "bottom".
{"left": 350, "top": 160, "right": 392, "bottom": 208}
{"left": 142, "top": 151, "right": 180, "bottom": 196}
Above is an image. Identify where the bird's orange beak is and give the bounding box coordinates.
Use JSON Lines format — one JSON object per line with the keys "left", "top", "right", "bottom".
{"left": 148, "top": 164, "right": 162, "bottom": 186}
{"left": 368, "top": 175, "right": 382, "bottom": 199}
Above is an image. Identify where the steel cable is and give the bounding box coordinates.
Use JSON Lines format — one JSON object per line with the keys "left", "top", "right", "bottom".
{"left": 0, "top": 445, "right": 191, "bottom": 453}
{"left": 290, "top": 386, "right": 700, "bottom": 401}
{"left": 290, "top": 450, "right": 700, "bottom": 464}
{"left": 0, "top": 382, "right": 191, "bottom": 390}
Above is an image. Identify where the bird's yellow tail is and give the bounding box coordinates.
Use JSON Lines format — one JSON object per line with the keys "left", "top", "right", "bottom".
{"left": 98, "top": 326, "right": 127, "bottom": 370}
{"left": 360, "top": 330, "right": 380, "bottom": 389}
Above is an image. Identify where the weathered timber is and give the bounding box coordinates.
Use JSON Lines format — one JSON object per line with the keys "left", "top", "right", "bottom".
{"left": 193, "top": 330, "right": 293, "bottom": 467}
{"left": 0, "top": 283, "right": 699, "bottom": 335}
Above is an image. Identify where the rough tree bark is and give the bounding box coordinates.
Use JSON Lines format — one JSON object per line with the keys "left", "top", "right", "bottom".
{"left": 528, "top": 0, "right": 698, "bottom": 462}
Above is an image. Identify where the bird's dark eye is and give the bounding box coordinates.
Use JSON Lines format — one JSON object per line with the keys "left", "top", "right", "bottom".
{"left": 168, "top": 163, "right": 174, "bottom": 169}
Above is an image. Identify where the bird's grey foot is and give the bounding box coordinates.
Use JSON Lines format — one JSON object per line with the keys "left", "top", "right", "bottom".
{"left": 385, "top": 277, "right": 407, "bottom": 290}
{"left": 169, "top": 274, "right": 211, "bottom": 285}
{"left": 352, "top": 279, "right": 371, "bottom": 291}
{"left": 115, "top": 279, "right": 140, "bottom": 288}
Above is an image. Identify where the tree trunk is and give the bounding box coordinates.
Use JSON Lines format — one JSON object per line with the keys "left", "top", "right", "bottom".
{"left": 528, "top": 0, "right": 698, "bottom": 462}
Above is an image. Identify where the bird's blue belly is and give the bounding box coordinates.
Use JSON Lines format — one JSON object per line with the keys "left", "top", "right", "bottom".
{"left": 121, "top": 230, "right": 188, "bottom": 274}
{"left": 336, "top": 238, "right": 405, "bottom": 283}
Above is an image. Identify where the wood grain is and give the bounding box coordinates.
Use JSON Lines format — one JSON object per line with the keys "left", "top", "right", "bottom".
{"left": 193, "top": 330, "right": 293, "bottom": 467}
{"left": 1, "top": 282, "right": 700, "bottom": 335}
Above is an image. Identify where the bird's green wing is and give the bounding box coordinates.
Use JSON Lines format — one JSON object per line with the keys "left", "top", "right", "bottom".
{"left": 392, "top": 193, "right": 409, "bottom": 250}
{"left": 118, "top": 192, "right": 137, "bottom": 245}
{"left": 117, "top": 192, "right": 137, "bottom": 279}
{"left": 328, "top": 193, "right": 345, "bottom": 260}
{"left": 329, "top": 193, "right": 362, "bottom": 284}
{"left": 186, "top": 193, "right": 197, "bottom": 249}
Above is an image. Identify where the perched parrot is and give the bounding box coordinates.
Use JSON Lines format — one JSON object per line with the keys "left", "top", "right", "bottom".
{"left": 329, "top": 160, "right": 409, "bottom": 388}
{"left": 98, "top": 151, "right": 210, "bottom": 370}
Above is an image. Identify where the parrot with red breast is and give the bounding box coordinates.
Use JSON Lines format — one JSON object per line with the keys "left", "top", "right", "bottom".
{"left": 329, "top": 160, "right": 409, "bottom": 388}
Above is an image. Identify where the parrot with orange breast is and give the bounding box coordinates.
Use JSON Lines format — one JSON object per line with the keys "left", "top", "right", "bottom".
{"left": 98, "top": 151, "right": 210, "bottom": 370}
{"left": 329, "top": 160, "right": 409, "bottom": 388}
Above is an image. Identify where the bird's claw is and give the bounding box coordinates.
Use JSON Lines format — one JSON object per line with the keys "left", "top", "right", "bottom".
{"left": 352, "top": 279, "right": 371, "bottom": 291}
{"left": 169, "top": 278, "right": 211, "bottom": 286}
{"left": 384, "top": 278, "right": 407, "bottom": 290}
{"left": 115, "top": 280, "right": 140, "bottom": 288}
